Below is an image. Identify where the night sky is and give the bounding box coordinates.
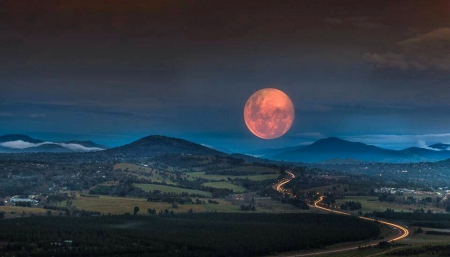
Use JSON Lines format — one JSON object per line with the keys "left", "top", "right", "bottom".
{"left": 1, "top": 1, "right": 450, "bottom": 152}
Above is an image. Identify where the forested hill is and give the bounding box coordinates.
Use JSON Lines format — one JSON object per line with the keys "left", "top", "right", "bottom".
{"left": 106, "top": 135, "right": 224, "bottom": 157}
{"left": 0, "top": 213, "right": 380, "bottom": 257}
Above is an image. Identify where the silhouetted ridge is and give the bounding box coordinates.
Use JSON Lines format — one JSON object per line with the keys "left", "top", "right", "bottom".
{"left": 267, "top": 137, "right": 449, "bottom": 163}
{"left": 107, "top": 135, "right": 224, "bottom": 157}
{"left": 429, "top": 143, "right": 450, "bottom": 150}
{"left": 0, "top": 134, "right": 43, "bottom": 143}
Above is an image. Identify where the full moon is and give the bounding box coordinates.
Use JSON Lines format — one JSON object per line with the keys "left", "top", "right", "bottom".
{"left": 244, "top": 88, "right": 295, "bottom": 139}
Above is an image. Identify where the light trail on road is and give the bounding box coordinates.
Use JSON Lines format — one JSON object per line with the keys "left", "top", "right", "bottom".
{"left": 272, "top": 172, "right": 409, "bottom": 256}
{"left": 313, "top": 197, "right": 409, "bottom": 242}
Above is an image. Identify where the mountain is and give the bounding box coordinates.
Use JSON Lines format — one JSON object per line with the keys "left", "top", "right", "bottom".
{"left": 0, "top": 134, "right": 43, "bottom": 144}
{"left": 106, "top": 135, "right": 225, "bottom": 157}
{"left": 400, "top": 147, "right": 450, "bottom": 161}
{"left": 0, "top": 134, "right": 106, "bottom": 153}
{"left": 265, "top": 137, "right": 450, "bottom": 163}
{"left": 429, "top": 143, "right": 450, "bottom": 150}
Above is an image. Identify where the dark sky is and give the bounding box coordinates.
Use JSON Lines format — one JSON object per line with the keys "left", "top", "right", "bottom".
{"left": 1, "top": 0, "right": 450, "bottom": 152}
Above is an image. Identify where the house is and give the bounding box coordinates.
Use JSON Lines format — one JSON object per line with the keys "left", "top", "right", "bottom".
{"left": 10, "top": 197, "right": 38, "bottom": 204}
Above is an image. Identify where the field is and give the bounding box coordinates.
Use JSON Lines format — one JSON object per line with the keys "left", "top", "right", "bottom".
{"left": 69, "top": 195, "right": 243, "bottom": 214}
{"left": 0, "top": 206, "right": 48, "bottom": 218}
{"left": 69, "top": 194, "right": 306, "bottom": 214}
{"left": 115, "top": 163, "right": 279, "bottom": 184}
{"left": 203, "top": 181, "right": 246, "bottom": 193}
{"left": 188, "top": 171, "right": 278, "bottom": 181}
{"left": 134, "top": 183, "right": 212, "bottom": 197}
{"left": 335, "top": 196, "right": 444, "bottom": 214}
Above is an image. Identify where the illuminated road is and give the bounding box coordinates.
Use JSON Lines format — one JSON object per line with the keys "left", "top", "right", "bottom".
{"left": 273, "top": 173, "right": 409, "bottom": 256}
{"left": 273, "top": 170, "right": 295, "bottom": 193}
{"left": 313, "top": 196, "right": 409, "bottom": 242}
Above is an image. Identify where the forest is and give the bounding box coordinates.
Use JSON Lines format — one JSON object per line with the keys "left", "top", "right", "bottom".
{"left": 0, "top": 213, "right": 380, "bottom": 257}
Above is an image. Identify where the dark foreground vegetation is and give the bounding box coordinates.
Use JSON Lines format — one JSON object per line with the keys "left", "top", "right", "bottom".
{"left": 387, "top": 245, "right": 450, "bottom": 256}
{"left": 0, "top": 213, "right": 380, "bottom": 257}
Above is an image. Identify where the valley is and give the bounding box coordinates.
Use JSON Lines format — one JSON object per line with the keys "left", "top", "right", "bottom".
{"left": 2, "top": 135, "right": 450, "bottom": 256}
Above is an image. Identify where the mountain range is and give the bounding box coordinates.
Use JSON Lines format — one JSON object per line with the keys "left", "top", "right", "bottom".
{"left": 256, "top": 137, "right": 450, "bottom": 163}
{"left": 2, "top": 134, "right": 450, "bottom": 163}
{"left": 0, "top": 134, "right": 108, "bottom": 153}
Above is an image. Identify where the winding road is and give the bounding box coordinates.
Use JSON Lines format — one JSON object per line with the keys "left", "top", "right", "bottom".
{"left": 272, "top": 171, "right": 409, "bottom": 256}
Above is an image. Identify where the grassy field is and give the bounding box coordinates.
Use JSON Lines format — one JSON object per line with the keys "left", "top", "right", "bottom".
{"left": 0, "top": 206, "right": 48, "bottom": 218}
{"left": 188, "top": 171, "right": 278, "bottom": 181}
{"left": 228, "top": 165, "right": 279, "bottom": 173}
{"left": 133, "top": 183, "right": 212, "bottom": 197}
{"left": 203, "top": 181, "right": 246, "bottom": 193}
{"left": 334, "top": 196, "right": 445, "bottom": 214}
{"left": 69, "top": 194, "right": 304, "bottom": 215}
{"left": 71, "top": 195, "right": 206, "bottom": 214}
{"left": 202, "top": 199, "right": 243, "bottom": 212}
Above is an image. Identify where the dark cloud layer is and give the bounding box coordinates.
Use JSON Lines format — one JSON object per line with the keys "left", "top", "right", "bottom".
{"left": 1, "top": 0, "right": 450, "bottom": 151}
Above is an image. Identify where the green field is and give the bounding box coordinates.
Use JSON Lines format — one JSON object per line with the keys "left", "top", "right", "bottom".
{"left": 336, "top": 196, "right": 415, "bottom": 213}
{"left": 0, "top": 206, "right": 48, "bottom": 218}
{"left": 203, "top": 181, "right": 246, "bottom": 193}
{"left": 188, "top": 171, "right": 278, "bottom": 181}
{"left": 134, "top": 183, "right": 212, "bottom": 197}
{"left": 70, "top": 195, "right": 302, "bottom": 215}
{"left": 71, "top": 195, "right": 220, "bottom": 214}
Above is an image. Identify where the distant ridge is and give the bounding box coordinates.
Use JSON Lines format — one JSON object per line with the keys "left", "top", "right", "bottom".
{"left": 0, "top": 134, "right": 43, "bottom": 144}
{"left": 0, "top": 134, "right": 107, "bottom": 153}
{"left": 262, "top": 137, "right": 450, "bottom": 163}
{"left": 429, "top": 143, "right": 450, "bottom": 150}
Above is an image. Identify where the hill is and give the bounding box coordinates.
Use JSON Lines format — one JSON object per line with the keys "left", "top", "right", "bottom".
{"left": 106, "top": 135, "right": 225, "bottom": 158}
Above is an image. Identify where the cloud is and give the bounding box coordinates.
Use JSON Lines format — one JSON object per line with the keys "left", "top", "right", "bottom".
{"left": 324, "top": 18, "right": 343, "bottom": 25}
{"left": 289, "top": 132, "right": 325, "bottom": 139}
{"left": 342, "top": 133, "right": 450, "bottom": 150}
{"left": 59, "top": 143, "right": 104, "bottom": 152}
{"left": 29, "top": 113, "right": 46, "bottom": 118}
{"left": 0, "top": 140, "right": 40, "bottom": 149}
{"left": 365, "top": 28, "right": 450, "bottom": 71}
{"left": 324, "top": 16, "right": 385, "bottom": 29}
{"left": 0, "top": 140, "right": 104, "bottom": 151}
{"left": 417, "top": 140, "right": 439, "bottom": 151}
{"left": 0, "top": 112, "right": 14, "bottom": 117}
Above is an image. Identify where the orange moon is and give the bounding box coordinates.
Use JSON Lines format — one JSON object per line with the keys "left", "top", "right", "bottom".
{"left": 244, "top": 88, "right": 295, "bottom": 139}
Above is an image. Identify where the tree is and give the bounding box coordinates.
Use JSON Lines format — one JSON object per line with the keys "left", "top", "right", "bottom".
{"left": 133, "top": 206, "right": 140, "bottom": 215}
